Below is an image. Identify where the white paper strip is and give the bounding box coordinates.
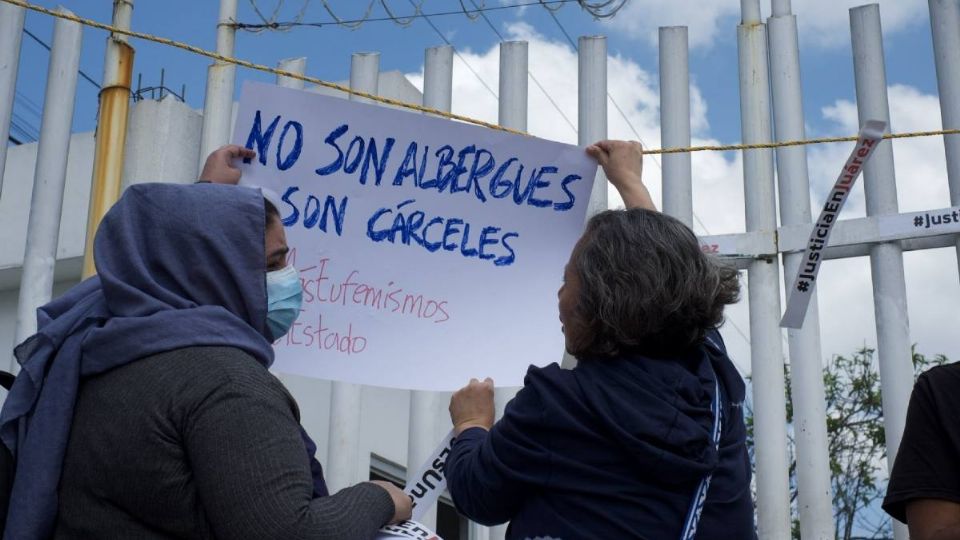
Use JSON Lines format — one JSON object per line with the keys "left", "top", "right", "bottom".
{"left": 377, "top": 520, "right": 442, "bottom": 540}
{"left": 780, "top": 120, "right": 886, "bottom": 328}
{"left": 377, "top": 429, "right": 456, "bottom": 539}
{"left": 404, "top": 429, "right": 455, "bottom": 521}
{"left": 877, "top": 205, "right": 960, "bottom": 240}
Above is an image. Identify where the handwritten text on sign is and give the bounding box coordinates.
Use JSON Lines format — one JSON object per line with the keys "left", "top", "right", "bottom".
{"left": 233, "top": 82, "right": 597, "bottom": 390}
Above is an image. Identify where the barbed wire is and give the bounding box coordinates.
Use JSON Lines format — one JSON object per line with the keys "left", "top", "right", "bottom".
{"left": 381, "top": 0, "right": 425, "bottom": 26}
{"left": 232, "top": 0, "right": 610, "bottom": 31}
{"left": 246, "top": 0, "right": 311, "bottom": 33}
{"left": 544, "top": 0, "right": 628, "bottom": 18}
{"left": 5, "top": 0, "right": 960, "bottom": 155}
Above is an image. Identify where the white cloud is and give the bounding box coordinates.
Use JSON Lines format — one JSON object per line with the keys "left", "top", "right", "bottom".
{"left": 807, "top": 84, "right": 959, "bottom": 363}
{"left": 791, "top": 0, "right": 927, "bottom": 48}
{"left": 601, "top": 0, "right": 927, "bottom": 50}
{"left": 406, "top": 24, "right": 751, "bottom": 368}
{"left": 603, "top": 0, "right": 740, "bottom": 49}
{"left": 405, "top": 24, "right": 958, "bottom": 375}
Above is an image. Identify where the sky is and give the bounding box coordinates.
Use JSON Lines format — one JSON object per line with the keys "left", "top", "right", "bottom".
{"left": 9, "top": 0, "right": 958, "bottom": 378}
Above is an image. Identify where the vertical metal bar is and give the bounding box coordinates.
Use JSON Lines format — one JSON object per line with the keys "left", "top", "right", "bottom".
{"left": 742, "top": 0, "right": 762, "bottom": 23}
{"left": 0, "top": 2, "right": 25, "bottom": 195}
{"left": 738, "top": 2, "right": 792, "bottom": 537}
{"left": 498, "top": 41, "right": 527, "bottom": 132}
{"left": 772, "top": 0, "right": 792, "bottom": 17}
{"left": 561, "top": 36, "right": 607, "bottom": 371}
{"left": 325, "top": 52, "right": 379, "bottom": 493}
{"left": 486, "top": 39, "right": 529, "bottom": 540}
{"left": 81, "top": 0, "right": 135, "bottom": 279}
{"left": 850, "top": 6, "right": 914, "bottom": 540}
{"left": 11, "top": 9, "right": 82, "bottom": 371}
{"left": 198, "top": 0, "right": 238, "bottom": 171}
{"left": 406, "top": 44, "right": 453, "bottom": 530}
{"left": 928, "top": 0, "right": 960, "bottom": 274}
{"left": 658, "top": 27, "right": 693, "bottom": 227}
{"left": 424, "top": 45, "right": 453, "bottom": 113}
{"left": 578, "top": 36, "right": 608, "bottom": 216}
{"left": 276, "top": 57, "right": 306, "bottom": 89}
{"left": 768, "top": 7, "right": 835, "bottom": 538}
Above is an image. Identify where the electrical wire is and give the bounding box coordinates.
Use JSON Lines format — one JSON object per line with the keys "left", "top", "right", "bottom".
{"left": 232, "top": 0, "right": 579, "bottom": 30}
{"left": 467, "top": 0, "right": 578, "bottom": 136}
{"left": 22, "top": 27, "right": 101, "bottom": 89}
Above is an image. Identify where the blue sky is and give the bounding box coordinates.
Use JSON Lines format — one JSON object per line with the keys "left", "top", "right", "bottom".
{"left": 10, "top": 0, "right": 940, "bottom": 143}
{"left": 10, "top": 1, "right": 960, "bottom": 378}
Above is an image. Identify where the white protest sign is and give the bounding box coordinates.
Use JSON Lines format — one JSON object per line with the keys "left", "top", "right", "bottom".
{"left": 780, "top": 120, "right": 886, "bottom": 328}
{"left": 232, "top": 82, "right": 597, "bottom": 390}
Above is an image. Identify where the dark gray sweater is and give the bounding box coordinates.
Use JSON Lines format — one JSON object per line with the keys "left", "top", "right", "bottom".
{"left": 53, "top": 346, "right": 394, "bottom": 539}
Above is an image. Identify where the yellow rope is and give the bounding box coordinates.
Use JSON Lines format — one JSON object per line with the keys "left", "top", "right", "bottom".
{"left": 5, "top": 0, "right": 960, "bottom": 154}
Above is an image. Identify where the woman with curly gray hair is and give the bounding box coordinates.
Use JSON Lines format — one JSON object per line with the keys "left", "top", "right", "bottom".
{"left": 445, "top": 141, "right": 754, "bottom": 540}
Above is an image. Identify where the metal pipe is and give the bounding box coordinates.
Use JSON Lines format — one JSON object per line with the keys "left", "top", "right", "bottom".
{"left": 0, "top": 2, "right": 25, "bottom": 195}
{"left": 742, "top": 0, "right": 762, "bottom": 23}
{"left": 928, "top": 0, "right": 960, "bottom": 274}
{"left": 737, "top": 16, "right": 792, "bottom": 540}
{"left": 487, "top": 39, "right": 529, "bottom": 540}
{"left": 850, "top": 7, "right": 915, "bottom": 540}
{"left": 578, "top": 36, "right": 608, "bottom": 216}
{"left": 772, "top": 0, "right": 792, "bottom": 17}
{"left": 561, "top": 36, "right": 607, "bottom": 372}
{"left": 82, "top": 0, "right": 134, "bottom": 279}
{"left": 325, "top": 52, "right": 380, "bottom": 493}
{"left": 499, "top": 41, "right": 527, "bottom": 132}
{"left": 658, "top": 27, "right": 692, "bottom": 227}
{"left": 423, "top": 45, "right": 453, "bottom": 114}
{"left": 12, "top": 9, "right": 82, "bottom": 371}
{"left": 405, "top": 45, "right": 453, "bottom": 530}
{"left": 198, "top": 0, "right": 238, "bottom": 173}
{"left": 276, "top": 57, "right": 306, "bottom": 89}
{"left": 768, "top": 9, "right": 835, "bottom": 538}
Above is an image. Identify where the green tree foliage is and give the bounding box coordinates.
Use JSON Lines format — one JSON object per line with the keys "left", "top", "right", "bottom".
{"left": 746, "top": 347, "right": 950, "bottom": 539}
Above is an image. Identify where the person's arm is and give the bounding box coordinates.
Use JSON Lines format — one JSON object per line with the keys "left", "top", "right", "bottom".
{"left": 199, "top": 145, "right": 256, "bottom": 184}
{"left": 182, "top": 363, "right": 407, "bottom": 539}
{"left": 445, "top": 378, "right": 548, "bottom": 525}
{"left": 586, "top": 139, "right": 656, "bottom": 211}
{"left": 906, "top": 499, "right": 960, "bottom": 540}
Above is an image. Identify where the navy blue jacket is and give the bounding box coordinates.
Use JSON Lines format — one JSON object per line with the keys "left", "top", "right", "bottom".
{"left": 446, "top": 331, "right": 755, "bottom": 539}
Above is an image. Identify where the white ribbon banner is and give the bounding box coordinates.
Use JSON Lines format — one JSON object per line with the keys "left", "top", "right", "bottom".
{"left": 877, "top": 205, "right": 960, "bottom": 240}
{"left": 780, "top": 119, "right": 887, "bottom": 329}
{"left": 377, "top": 429, "right": 456, "bottom": 539}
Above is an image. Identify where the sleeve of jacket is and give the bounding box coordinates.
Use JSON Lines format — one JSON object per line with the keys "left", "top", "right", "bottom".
{"left": 181, "top": 351, "right": 394, "bottom": 540}
{"left": 445, "top": 374, "right": 554, "bottom": 526}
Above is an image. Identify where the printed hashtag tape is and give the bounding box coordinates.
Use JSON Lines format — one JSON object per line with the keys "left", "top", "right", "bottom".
{"left": 780, "top": 120, "right": 887, "bottom": 329}
{"left": 377, "top": 520, "right": 442, "bottom": 540}
{"left": 377, "top": 429, "right": 456, "bottom": 539}
{"left": 878, "top": 206, "right": 960, "bottom": 240}
{"left": 698, "top": 231, "right": 777, "bottom": 260}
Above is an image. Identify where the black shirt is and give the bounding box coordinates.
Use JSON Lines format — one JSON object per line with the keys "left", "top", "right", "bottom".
{"left": 883, "top": 362, "right": 960, "bottom": 524}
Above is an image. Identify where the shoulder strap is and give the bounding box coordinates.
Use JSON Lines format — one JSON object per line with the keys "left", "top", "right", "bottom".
{"left": 679, "top": 378, "right": 722, "bottom": 540}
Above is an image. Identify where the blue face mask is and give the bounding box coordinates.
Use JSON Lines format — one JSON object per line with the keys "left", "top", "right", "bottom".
{"left": 266, "top": 265, "right": 303, "bottom": 341}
